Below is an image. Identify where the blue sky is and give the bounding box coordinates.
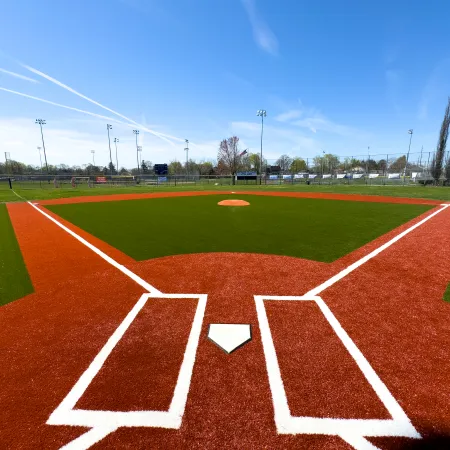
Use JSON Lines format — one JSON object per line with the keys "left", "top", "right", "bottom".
{"left": 1, "top": 0, "right": 449, "bottom": 169}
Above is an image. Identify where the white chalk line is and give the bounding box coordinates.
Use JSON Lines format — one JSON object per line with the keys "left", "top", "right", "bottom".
{"left": 254, "top": 206, "right": 450, "bottom": 448}
{"left": 305, "top": 203, "right": 449, "bottom": 297}
{"left": 27, "top": 201, "right": 162, "bottom": 295}
{"left": 255, "top": 295, "right": 420, "bottom": 450}
{"left": 48, "top": 293, "right": 207, "bottom": 449}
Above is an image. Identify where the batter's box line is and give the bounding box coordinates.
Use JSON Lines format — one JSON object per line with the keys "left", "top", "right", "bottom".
{"left": 47, "top": 293, "right": 208, "bottom": 450}
{"left": 254, "top": 295, "right": 421, "bottom": 450}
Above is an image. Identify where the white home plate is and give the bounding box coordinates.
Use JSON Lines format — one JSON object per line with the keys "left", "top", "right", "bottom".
{"left": 208, "top": 324, "right": 252, "bottom": 354}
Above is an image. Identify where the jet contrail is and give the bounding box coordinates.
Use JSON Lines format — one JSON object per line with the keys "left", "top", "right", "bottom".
{"left": 22, "top": 64, "right": 183, "bottom": 144}
{"left": 0, "top": 68, "right": 39, "bottom": 83}
{"left": 0, "top": 87, "right": 176, "bottom": 146}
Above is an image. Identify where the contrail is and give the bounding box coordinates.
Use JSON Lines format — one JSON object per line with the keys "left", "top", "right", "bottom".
{"left": 0, "top": 68, "right": 39, "bottom": 83}
{"left": 0, "top": 87, "right": 176, "bottom": 147}
{"left": 22, "top": 64, "right": 183, "bottom": 145}
{"left": 0, "top": 87, "right": 130, "bottom": 127}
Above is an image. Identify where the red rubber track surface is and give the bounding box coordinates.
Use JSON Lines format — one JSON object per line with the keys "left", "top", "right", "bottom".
{"left": 1, "top": 193, "right": 449, "bottom": 449}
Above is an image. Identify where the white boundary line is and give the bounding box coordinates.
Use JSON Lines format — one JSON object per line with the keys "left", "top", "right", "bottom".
{"left": 305, "top": 204, "right": 449, "bottom": 297}
{"left": 48, "top": 293, "right": 208, "bottom": 449}
{"left": 255, "top": 294, "right": 421, "bottom": 450}
{"left": 27, "top": 201, "right": 162, "bottom": 295}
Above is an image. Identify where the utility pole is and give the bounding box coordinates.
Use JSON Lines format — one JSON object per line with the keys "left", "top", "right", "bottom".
{"left": 106, "top": 124, "right": 113, "bottom": 178}
{"left": 91, "top": 150, "right": 95, "bottom": 166}
{"left": 37, "top": 147, "right": 43, "bottom": 173}
{"left": 257, "top": 109, "right": 266, "bottom": 184}
{"left": 133, "top": 130, "right": 140, "bottom": 175}
{"left": 404, "top": 129, "right": 413, "bottom": 182}
{"left": 35, "top": 119, "right": 49, "bottom": 174}
{"left": 114, "top": 138, "right": 119, "bottom": 173}
{"left": 184, "top": 139, "right": 189, "bottom": 179}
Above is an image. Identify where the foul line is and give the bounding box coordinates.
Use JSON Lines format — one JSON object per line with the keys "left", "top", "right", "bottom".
{"left": 27, "top": 201, "right": 162, "bottom": 295}
{"left": 305, "top": 204, "right": 449, "bottom": 297}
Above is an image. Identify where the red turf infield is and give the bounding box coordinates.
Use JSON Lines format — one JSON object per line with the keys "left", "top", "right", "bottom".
{"left": 1, "top": 192, "right": 450, "bottom": 449}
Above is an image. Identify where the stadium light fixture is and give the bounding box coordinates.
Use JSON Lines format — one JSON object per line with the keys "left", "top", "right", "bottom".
{"left": 256, "top": 110, "right": 267, "bottom": 183}
{"left": 35, "top": 119, "right": 49, "bottom": 174}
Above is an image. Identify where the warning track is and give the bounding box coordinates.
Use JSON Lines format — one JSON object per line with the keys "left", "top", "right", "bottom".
{"left": 1, "top": 193, "right": 450, "bottom": 449}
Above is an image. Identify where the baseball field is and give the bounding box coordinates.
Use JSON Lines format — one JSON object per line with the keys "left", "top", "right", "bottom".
{"left": 1, "top": 187, "right": 450, "bottom": 449}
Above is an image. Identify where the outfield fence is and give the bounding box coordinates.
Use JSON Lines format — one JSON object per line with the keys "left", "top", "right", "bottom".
{"left": 1, "top": 171, "right": 444, "bottom": 191}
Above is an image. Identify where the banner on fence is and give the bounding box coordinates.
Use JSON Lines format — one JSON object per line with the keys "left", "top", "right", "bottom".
{"left": 369, "top": 173, "right": 379, "bottom": 179}
{"left": 96, "top": 176, "right": 107, "bottom": 183}
{"left": 158, "top": 177, "right": 168, "bottom": 182}
{"left": 388, "top": 173, "right": 401, "bottom": 179}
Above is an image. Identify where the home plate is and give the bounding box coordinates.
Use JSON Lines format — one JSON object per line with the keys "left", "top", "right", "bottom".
{"left": 207, "top": 324, "right": 252, "bottom": 354}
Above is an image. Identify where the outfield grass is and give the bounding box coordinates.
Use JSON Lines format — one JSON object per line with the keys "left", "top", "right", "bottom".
{"left": 444, "top": 283, "right": 450, "bottom": 303}
{"left": 47, "top": 194, "right": 432, "bottom": 263}
{"left": 5, "top": 182, "right": 450, "bottom": 202}
{"left": 0, "top": 205, "right": 33, "bottom": 305}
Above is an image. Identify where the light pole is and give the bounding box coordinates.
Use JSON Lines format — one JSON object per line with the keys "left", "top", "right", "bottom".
{"left": 405, "top": 129, "right": 413, "bottom": 181}
{"left": 184, "top": 139, "right": 189, "bottom": 179}
{"left": 133, "top": 130, "right": 140, "bottom": 175}
{"left": 366, "top": 147, "right": 370, "bottom": 174}
{"left": 37, "top": 147, "right": 43, "bottom": 173}
{"left": 257, "top": 109, "right": 266, "bottom": 184}
{"left": 106, "top": 124, "right": 114, "bottom": 179}
{"left": 91, "top": 150, "right": 95, "bottom": 166}
{"left": 114, "top": 138, "right": 119, "bottom": 173}
{"left": 137, "top": 146, "right": 142, "bottom": 171}
{"left": 35, "top": 119, "right": 49, "bottom": 174}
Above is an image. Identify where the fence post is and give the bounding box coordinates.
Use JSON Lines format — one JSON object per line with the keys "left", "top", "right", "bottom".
{"left": 8, "top": 178, "right": 12, "bottom": 189}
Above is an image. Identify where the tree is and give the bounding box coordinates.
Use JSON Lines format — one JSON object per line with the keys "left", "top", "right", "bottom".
{"left": 389, "top": 155, "right": 407, "bottom": 172}
{"left": 276, "top": 154, "right": 293, "bottom": 173}
{"left": 248, "top": 153, "right": 261, "bottom": 173}
{"left": 107, "top": 162, "right": 117, "bottom": 175}
{"left": 217, "top": 136, "right": 242, "bottom": 176}
{"left": 431, "top": 97, "right": 450, "bottom": 183}
{"left": 445, "top": 153, "right": 450, "bottom": 182}
{"left": 198, "top": 161, "right": 214, "bottom": 175}
{"left": 168, "top": 160, "right": 183, "bottom": 175}
{"left": 290, "top": 157, "right": 307, "bottom": 173}
{"left": 141, "top": 160, "right": 149, "bottom": 174}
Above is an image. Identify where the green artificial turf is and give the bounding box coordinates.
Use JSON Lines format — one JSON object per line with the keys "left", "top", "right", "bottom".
{"left": 0, "top": 205, "right": 34, "bottom": 305}
{"left": 47, "top": 194, "right": 433, "bottom": 263}
{"left": 8, "top": 180, "right": 450, "bottom": 202}
{"left": 444, "top": 283, "right": 450, "bottom": 303}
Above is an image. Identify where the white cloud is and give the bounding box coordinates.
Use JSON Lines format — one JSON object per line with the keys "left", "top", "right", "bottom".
{"left": 273, "top": 105, "right": 361, "bottom": 137}
{"left": 274, "top": 110, "right": 303, "bottom": 122}
{"left": 241, "top": 0, "right": 278, "bottom": 55}
{"left": 0, "top": 68, "right": 38, "bottom": 83}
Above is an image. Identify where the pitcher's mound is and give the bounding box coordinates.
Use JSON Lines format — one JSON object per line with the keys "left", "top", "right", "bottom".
{"left": 218, "top": 199, "right": 250, "bottom": 206}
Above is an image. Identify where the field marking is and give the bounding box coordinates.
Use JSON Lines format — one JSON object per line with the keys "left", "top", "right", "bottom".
{"left": 48, "top": 293, "right": 208, "bottom": 449}
{"left": 27, "top": 201, "right": 162, "bottom": 295}
{"left": 255, "top": 294, "right": 420, "bottom": 450}
{"left": 305, "top": 203, "right": 449, "bottom": 297}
